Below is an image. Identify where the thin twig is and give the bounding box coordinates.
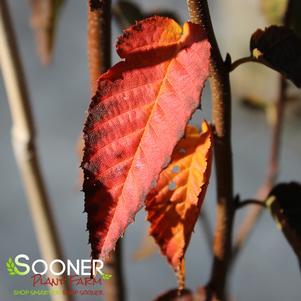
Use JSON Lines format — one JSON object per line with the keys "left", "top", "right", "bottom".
{"left": 187, "top": 1, "right": 234, "bottom": 300}
{"left": 86, "top": 1, "right": 126, "bottom": 301}
{"left": 230, "top": 56, "right": 257, "bottom": 71}
{"left": 236, "top": 199, "right": 267, "bottom": 210}
{"left": 229, "top": 56, "right": 273, "bottom": 72}
{"left": 0, "top": 1, "right": 73, "bottom": 301}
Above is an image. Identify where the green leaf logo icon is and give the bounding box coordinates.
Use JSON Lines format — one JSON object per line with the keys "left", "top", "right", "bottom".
{"left": 6, "top": 257, "right": 16, "bottom": 276}
{"left": 6, "top": 257, "right": 23, "bottom": 276}
{"left": 101, "top": 272, "right": 112, "bottom": 280}
{"left": 98, "top": 270, "right": 112, "bottom": 281}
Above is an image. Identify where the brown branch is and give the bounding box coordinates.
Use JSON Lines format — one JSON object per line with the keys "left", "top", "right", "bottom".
{"left": 0, "top": 1, "right": 73, "bottom": 301}
{"left": 103, "top": 240, "right": 126, "bottom": 301}
{"left": 187, "top": 1, "right": 234, "bottom": 300}
{"left": 86, "top": 1, "right": 126, "bottom": 301}
{"left": 87, "top": 0, "right": 111, "bottom": 94}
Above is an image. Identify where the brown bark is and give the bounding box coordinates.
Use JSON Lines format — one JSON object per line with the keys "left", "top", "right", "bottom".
{"left": 87, "top": 0, "right": 111, "bottom": 94}
{"left": 187, "top": 1, "right": 234, "bottom": 300}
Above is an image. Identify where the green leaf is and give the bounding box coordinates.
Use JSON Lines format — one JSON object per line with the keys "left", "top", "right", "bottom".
{"left": 250, "top": 25, "right": 301, "bottom": 87}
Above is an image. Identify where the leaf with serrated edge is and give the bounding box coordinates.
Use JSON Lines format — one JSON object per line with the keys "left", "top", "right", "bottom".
{"left": 82, "top": 16, "right": 210, "bottom": 260}
{"left": 145, "top": 121, "right": 212, "bottom": 288}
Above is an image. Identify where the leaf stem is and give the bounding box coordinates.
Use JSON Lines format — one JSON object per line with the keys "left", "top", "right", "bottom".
{"left": 230, "top": 56, "right": 258, "bottom": 71}
{"left": 229, "top": 56, "right": 274, "bottom": 72}
{"left": 236, "top": 199, "right": 267, "bottom": 210}
{"left": 187, "top": 1, "right": 234, "bottom": 300}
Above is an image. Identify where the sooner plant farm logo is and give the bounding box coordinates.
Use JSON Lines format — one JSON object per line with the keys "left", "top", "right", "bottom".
{"left": 5, "top": 254, "right": 112, "bottom": 297}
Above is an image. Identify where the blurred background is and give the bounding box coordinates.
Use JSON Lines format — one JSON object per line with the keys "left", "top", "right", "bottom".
{"left": 0, "top": 0, "right": 300, "bottom": 300}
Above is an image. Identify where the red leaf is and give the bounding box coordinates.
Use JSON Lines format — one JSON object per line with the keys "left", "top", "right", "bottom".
{"left": 82, "top": 16, "right": 210, "bottom": 259}
{"left": 145, "top": 121, "right": 213, "bottom": 287}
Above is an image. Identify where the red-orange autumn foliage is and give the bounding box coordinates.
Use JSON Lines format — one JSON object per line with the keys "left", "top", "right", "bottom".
{"left": 146, "top": 121, "right": 212, "bottom": 284}
{"left": 82, "top": 16, "right": 210, "bottom": 260}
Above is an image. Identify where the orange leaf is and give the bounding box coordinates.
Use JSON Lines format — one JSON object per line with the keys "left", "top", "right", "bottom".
{"left": 82, "top": 16, "right": 210, "bottom": 260}
{"left": 145, "top": 121, "right": 213, "bottom": 286}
